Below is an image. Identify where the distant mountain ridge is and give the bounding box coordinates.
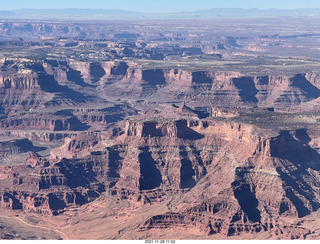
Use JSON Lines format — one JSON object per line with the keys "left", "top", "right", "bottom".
{"left": 0, "top": 10, "right": 16, "bottom": 16}
{"left": 1, "top": 8, "right": 320, "bottom": 20}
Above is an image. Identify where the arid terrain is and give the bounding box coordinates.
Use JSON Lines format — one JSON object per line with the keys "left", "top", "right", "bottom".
{"left": 0, "top": 17, "right": 320, "bottom": 240}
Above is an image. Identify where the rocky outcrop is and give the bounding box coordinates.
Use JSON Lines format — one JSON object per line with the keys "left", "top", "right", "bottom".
{"left": 124, "top": 119, "right": 204, "bottom": 139}
{"left": 0, "top": 130, "right": 74, "bottom": 142}
{"left": 1, "top": 19, "right": 320, "bottom": 240}
{"left": 2, "top": 57, "right": 320, "bottom": 116}
{"left": 0, "top": 58, "right": 90, "bottom": 114}
{"left": 50, "top": 133, "right": 100, "bottom": 159}
{"left": 0, "top": 151, "right": 107, "bottom": 215}
{"left": 0, "top": 118, "right": 319, "bottom": 238}
{"left": 119, "top": 120, "right": 320, "bottom": 237}
{"left": 26, "top": 152, "right": 50, "bottom": 168}
{"left": 0, "top": 138, "right": 34, "bottom": 157}
{"left": 94, "top": 64, "right": 320, "bottom": 109}
{"left": 211, "top": 108, "right": 239, "bottom": 118}
{"left": 71, "top": 104, "right": 137, "bottom": 126}
{"left": 0, "top": 113, "right": 88, "bottom": 131}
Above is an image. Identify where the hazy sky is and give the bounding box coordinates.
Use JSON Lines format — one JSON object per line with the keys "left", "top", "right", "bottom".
{"left": 2, "top": 0, "right": 320, "bottom": 12}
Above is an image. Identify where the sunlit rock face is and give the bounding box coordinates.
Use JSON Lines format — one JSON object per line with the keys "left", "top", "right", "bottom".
{"left": 1, "top": 19, "right": 320, "bottom": 240}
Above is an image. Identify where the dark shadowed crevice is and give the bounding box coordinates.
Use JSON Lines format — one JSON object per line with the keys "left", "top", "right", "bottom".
{"left": 179, "top": 147, "right": 196, "bottom": 189}
{"left": 290, "top": 74, "right": 320, "bottom": 99}
{"left": 67, "top": 67, "right": 93, "bottom": 87}
{"left": 142, "top": 69, "right": 166, "bottom": 85}
{"left": 176, "top": 120, "right": 204, "bottom": 140}
{"left": 90, "top": 62, "right": 106, "bottom": 83}
{"left": 110, "top": 62, "right": 128, "bottom": 75}
{"left": 276, "top": 167, "right": 320, "bottom": 215}
{"left": 139, "top": 69, "right": 166, "bottom": 96}
{"left": 273, "top": 131, "right": 320, "bottom": 172}
{"left": 66, "top": 117, "right": 90, "bottom": 131}
{"left": 295, "top": 128, "right": 311, "bottom": 144}
{"left": 284, "top": 188, "right": 310, "bottom": 218}
{"left": 53, "top": 120, "right": 63, "bottom": 131}
{"left": 233, "top": 77, "right": 258, "bottom": 103}
{"left": 279, "top": 200, "right": 290, "bottom": 215}
{"left": 55, "top": 159, "right": 92, "bottom": 188}
{"left": 138, "top": 147, "right": 162, "bottom": 190}
{"left": 191, "top": 71, "right": 213, "bottom": 84}
{"left": 180, "top": 159, "right": 196, "bottom": 189}
{"left": 141, "top": 122, "right": 162, "bottom": 137}
{"left": 0, "top": 104, "right": 4, "bottom": 115}
{"left": 38, "top": 74, "right": 62, "bottom": 92}
{"left": 38, "top": 73, "right": 90, "bottom": 103}
{"left": 232, "top": 182, "right": 261, "bottom": 222}
{"left": 48, "top": 194, "right": 66, "bottom": 210}
{"left": 74, "top": 192, "right": 88, "bottom": 205}
{"left": 106, "top": 147, "right": 121, "bottom": 178}
{"left": 255, "top": 76, "right": 269, "bottom": 85}
{"left": 231, "top": 169, "right": 261, "bottom": 223}
{"left": 3, "top": 193, "right": 22, "bottom": 209}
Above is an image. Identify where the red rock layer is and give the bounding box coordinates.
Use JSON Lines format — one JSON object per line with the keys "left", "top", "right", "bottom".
{"left": 0, "top": 119, "right": 319, "bottom": 238}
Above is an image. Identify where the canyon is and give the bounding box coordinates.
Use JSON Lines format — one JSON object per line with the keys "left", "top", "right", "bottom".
{"left": 0, "top": 18, "right": 320, "bottom": 240}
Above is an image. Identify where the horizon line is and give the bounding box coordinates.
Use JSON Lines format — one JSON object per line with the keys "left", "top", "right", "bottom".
{"left": 1, "top": 7, "right": 320, "bottom": 13}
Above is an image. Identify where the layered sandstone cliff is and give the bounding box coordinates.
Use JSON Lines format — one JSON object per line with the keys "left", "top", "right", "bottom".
{"left": 2, "top": 58, "right": 320, "bottom": 117}
{"left": 0, "top": 118, "right": 319, "bottom": 239}
{"left": 0, "top": 138, "right": 34, "bottom": 157}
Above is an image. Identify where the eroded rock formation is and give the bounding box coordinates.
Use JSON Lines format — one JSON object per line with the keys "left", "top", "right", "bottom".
{"left": 1, "top": 19, "right": 320, "bottom": 240}
{"left": 0, "top": 118, "right": 319, "bottom": 238}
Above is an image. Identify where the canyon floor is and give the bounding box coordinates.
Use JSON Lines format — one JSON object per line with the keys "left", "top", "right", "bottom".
{"left": 0, "top": 18, "right": 320, "bottom": 240}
